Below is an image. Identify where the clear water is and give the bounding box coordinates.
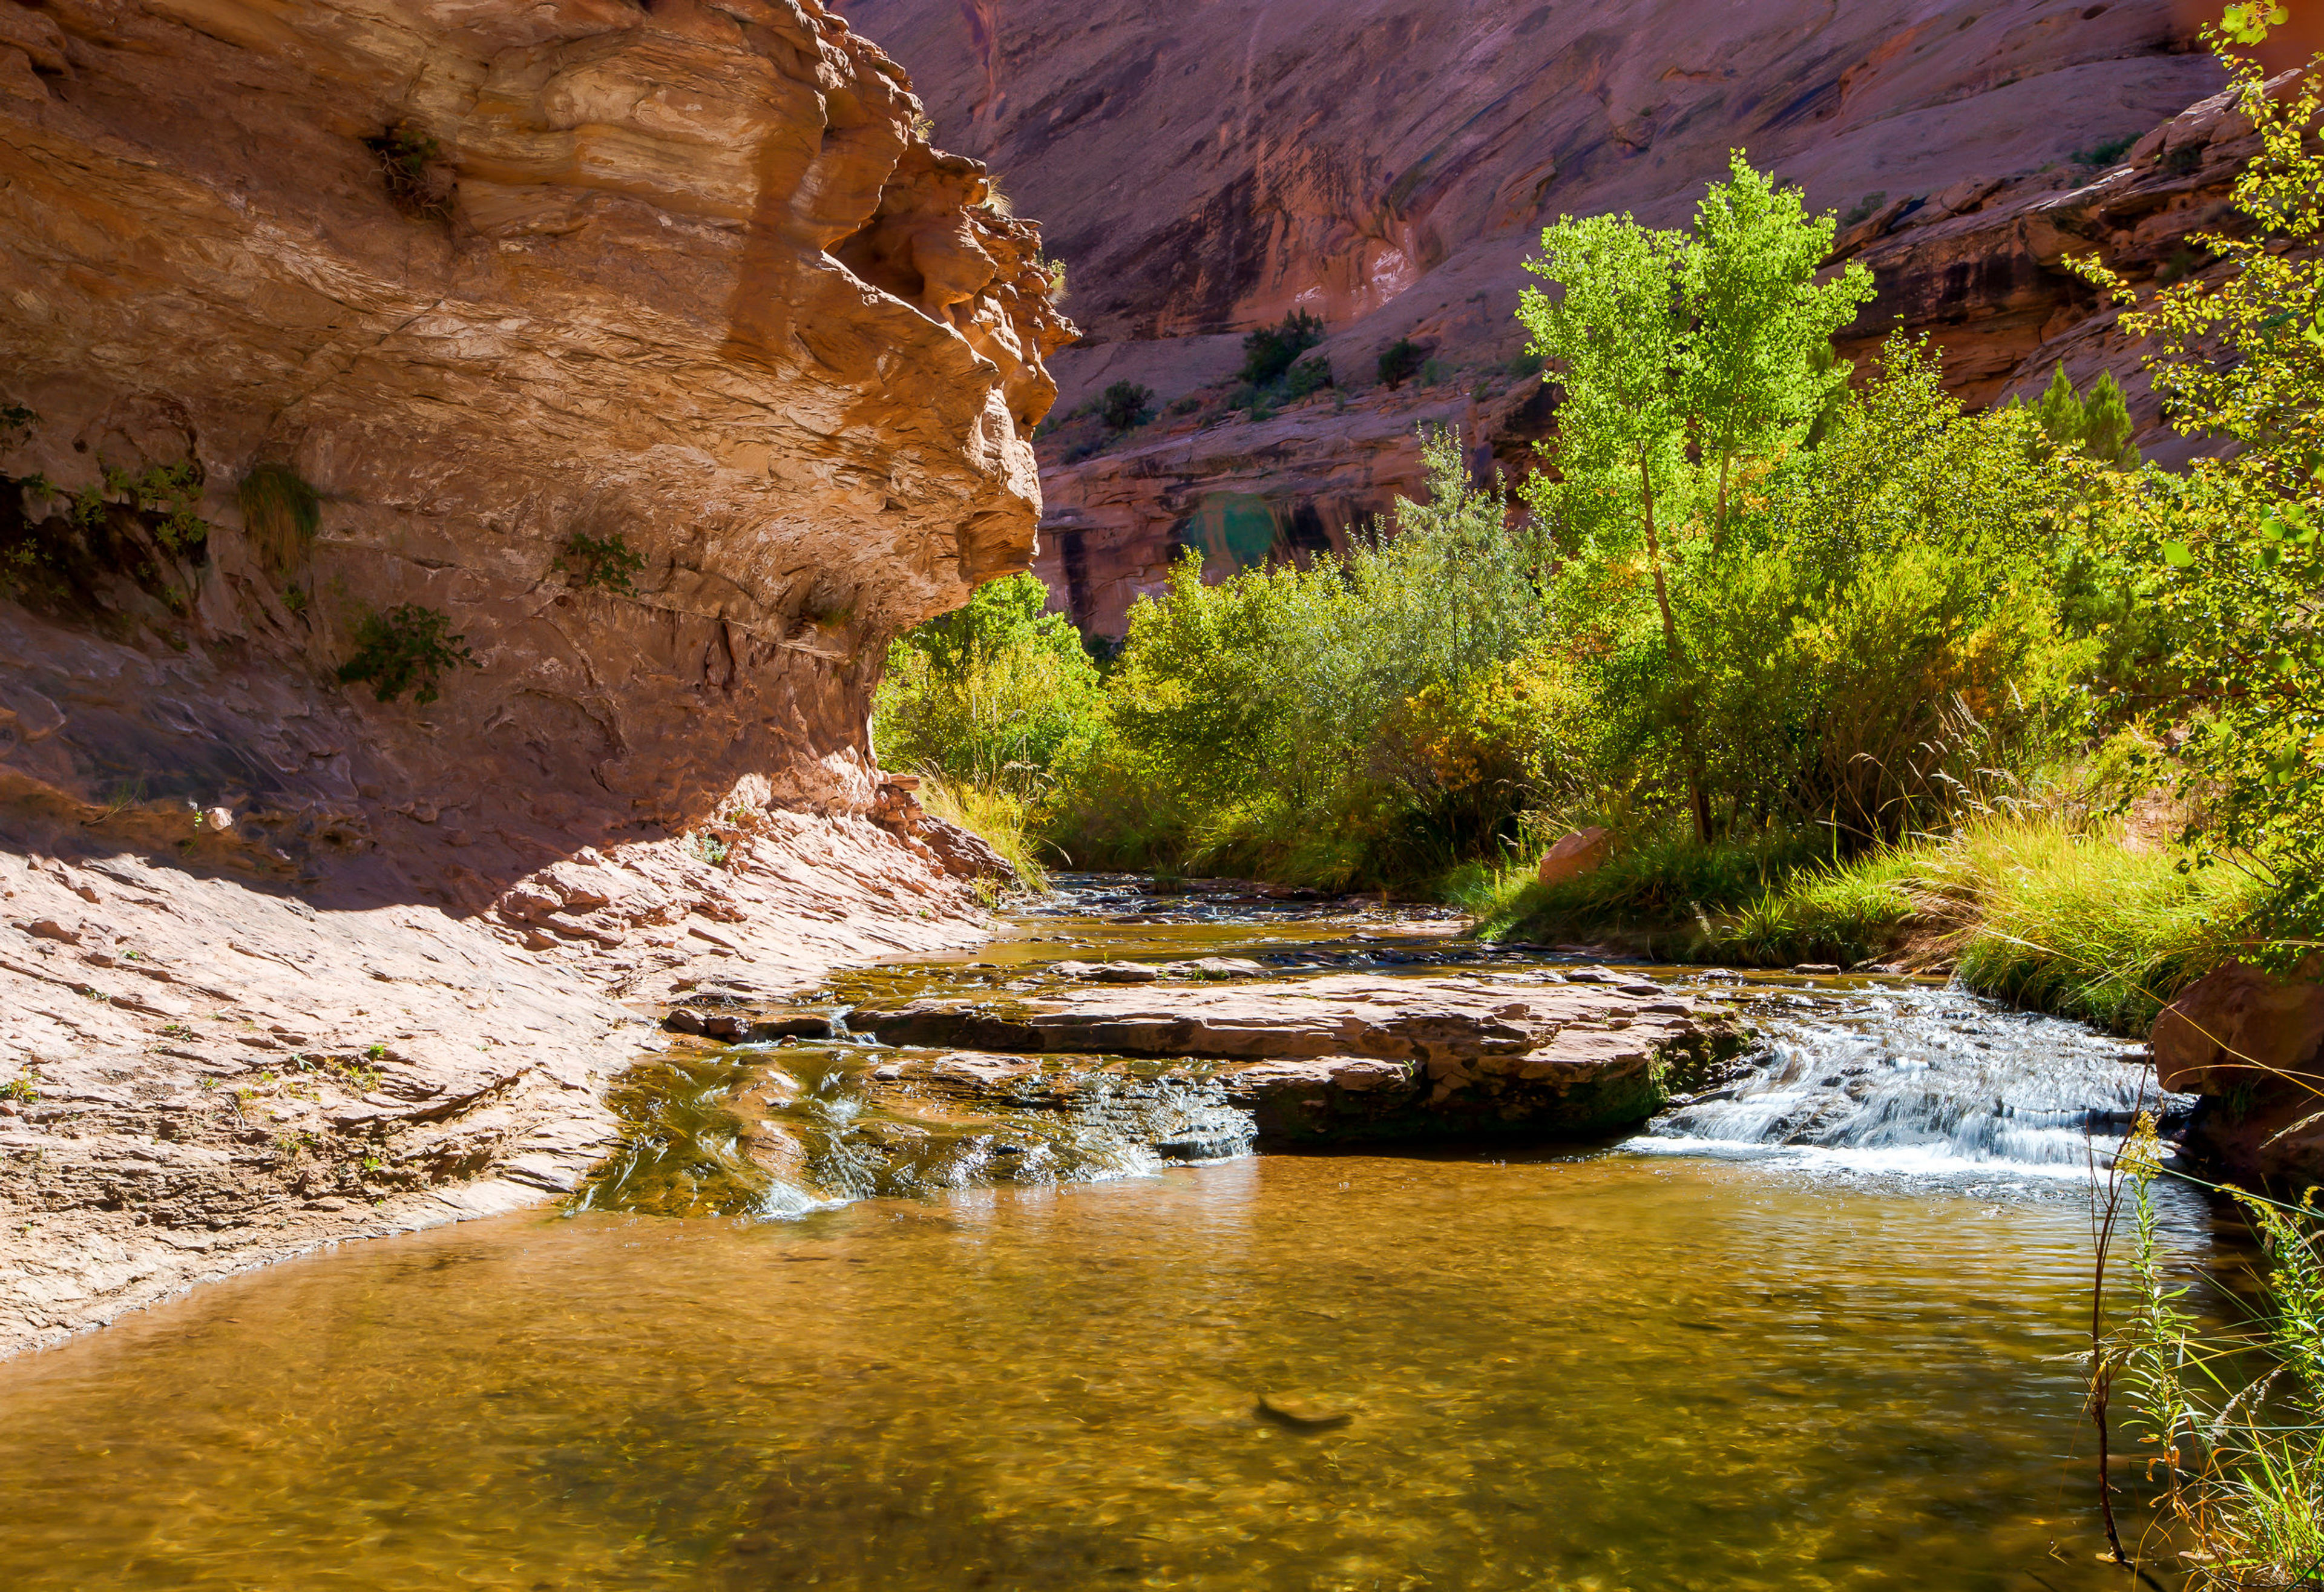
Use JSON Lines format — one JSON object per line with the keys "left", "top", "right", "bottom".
{"left": 0, "top": 877, "right": 2226, "bottom": 1589}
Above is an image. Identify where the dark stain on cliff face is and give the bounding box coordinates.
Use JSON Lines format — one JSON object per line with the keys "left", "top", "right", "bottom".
{"left": 1110, "top": 168, "right": 1267, "bottom": 337}
{"left": 1055, "top": 526, "right": 1093, "bottom": 627}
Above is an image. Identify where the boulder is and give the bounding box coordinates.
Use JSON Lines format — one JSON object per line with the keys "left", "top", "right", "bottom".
{"left": 1535, "top": 828, "right": 1613, "bottom": 888}
{"left": 2152, "top": 962, "right": 2324, "bottom": 1094}
{"left": 2152, "top": 962, "right": 2324, "bottom": 1187}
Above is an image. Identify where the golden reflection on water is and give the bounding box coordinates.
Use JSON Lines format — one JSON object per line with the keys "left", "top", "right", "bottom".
{"left": 0, "top": 1153, "right": 2183, "bottom": 1590}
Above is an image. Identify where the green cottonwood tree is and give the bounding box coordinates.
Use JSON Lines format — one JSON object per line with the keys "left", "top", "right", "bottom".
{"left": 1680, "top": 153, "right": 1877, "bottom": 547}
{"left": 1515, "top": 151, "right": 1873, "bottom": 841}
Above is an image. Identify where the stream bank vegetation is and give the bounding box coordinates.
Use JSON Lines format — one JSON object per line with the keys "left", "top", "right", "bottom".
{"left": 880, "top": 38, "right": 2319, "bottom": 1027}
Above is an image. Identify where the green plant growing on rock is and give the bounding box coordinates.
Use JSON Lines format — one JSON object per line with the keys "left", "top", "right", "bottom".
{"left": 1097, "top": 381, "right": 1155, "bottom": 433}
{"left": 97, "top": 460, "right": 209, "bottom": 553}
{"left": 2072, "top": 134, "right": 2138, "bottom": 168}
{"left": 336, "top": 603, "right": 478, "bottom": 705}
{"left": 551, "top": 529, "right": 647, "bottom": 595}
{"left": 1377, "top": 338, "right": 1423, "bottom": 389}
{"left": 1283, "top": 357, "right": 1333, "bottom": 400}
{"left": 1240, "top": 311, "right": 1325, "bottom": 386}
{"left": 366, "top": 122, "right": 452, "bottom": 220}
{"left": 1840, "top": 191, "right": 1888, "bottom": 226}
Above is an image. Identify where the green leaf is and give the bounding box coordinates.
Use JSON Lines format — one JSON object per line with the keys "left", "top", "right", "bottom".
{"left": 2162, "top": 541, "right": 2195, "bottom": 567}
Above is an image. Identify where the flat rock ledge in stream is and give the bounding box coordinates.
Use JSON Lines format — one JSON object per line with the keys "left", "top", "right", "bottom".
{"left": 853, "top": 975, "right": 1747, "bottom": 1146}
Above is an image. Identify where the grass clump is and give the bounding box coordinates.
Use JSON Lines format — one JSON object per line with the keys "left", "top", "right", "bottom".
{"left": 238, "top": 462, "right": 320, "bottom": 577}
{"left": 1477, "top": 814, "right": 2262, "bottom": 1033}
{"left": 336, "top": 603, "right": 478, "bottom": 705}
{"left": 919, "top": 777, "right": 1048, "bottom": 891}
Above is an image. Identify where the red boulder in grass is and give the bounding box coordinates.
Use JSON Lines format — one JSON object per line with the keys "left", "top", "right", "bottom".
{"left": 1535, "top": 828, "right": 1613, "bottom": 888}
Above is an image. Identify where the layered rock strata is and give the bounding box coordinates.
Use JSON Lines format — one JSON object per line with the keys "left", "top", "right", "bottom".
{"left": 855, "top": 972, "right": 1747, "bottom": 1143}
{"left": 849, "top": 0, "right": 2262, "bottom": 633}
{"left": 0, "top": 0, "right": 1069, "bottom": 1353}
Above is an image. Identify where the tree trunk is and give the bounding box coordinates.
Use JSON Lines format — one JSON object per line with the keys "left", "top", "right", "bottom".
{"left": 1639, "top": 452, "right": 1713, "bottom": 844}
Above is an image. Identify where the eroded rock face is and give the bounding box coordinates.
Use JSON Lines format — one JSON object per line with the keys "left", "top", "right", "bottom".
{"left": 848, "top": 0, "right": 2248, "bottom": 633}
{"left": 855, "top": 972, "right": 1747, "bottom": 1142}
{"left": 2, "top": 0, "right": 1071, "bottom": 867}
{"left": 0, "top": 0, "right": 1070, "bottom": 1352}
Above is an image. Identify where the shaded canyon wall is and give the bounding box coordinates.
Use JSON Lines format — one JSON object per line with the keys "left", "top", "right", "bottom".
{"left": 0, "top": 0, "right": 1069, "bottom": 1353}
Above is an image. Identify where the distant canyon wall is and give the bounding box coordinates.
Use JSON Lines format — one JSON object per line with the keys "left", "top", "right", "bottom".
{"left": 846, "top": 0, "right": 2256, "bottom": 636}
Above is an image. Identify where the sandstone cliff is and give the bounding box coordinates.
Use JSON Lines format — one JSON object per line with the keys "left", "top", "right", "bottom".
{"left": 0, "top": 0, "right": 1068, "bottom": 1354}
{"left": 847, "top": 0, "right": 2252, "bottom": 635}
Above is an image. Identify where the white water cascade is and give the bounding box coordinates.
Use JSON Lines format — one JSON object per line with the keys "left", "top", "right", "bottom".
{"left": 1644, "top": 981, "right": 2187, "bottom": 1174}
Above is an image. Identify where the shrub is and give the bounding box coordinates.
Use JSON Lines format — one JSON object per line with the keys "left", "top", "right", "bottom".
{"left": 1377, "top": 339, "right": 1423, "bottom": 389}
{"left": 553, "top": 529, "right": 647, "bottom": 594}
{"left": 1096, "top": 381, "right": 1155, "bottom": 432}
{"left": 1282, "top": 356, "right": 1333, "bottom": 399}
{"left": 2072, "top": 134, "right": 2138, "bottom": 168}
{"left": 1840, "top": 191, "right": 1888, "bottom": 226}
{"left": 873, "top": 571, "right": 1101, "bottom": 790}
{"left": 336, "top": 604, "right": 478, "bottom": 705}
{"left": 1239, "top": 311, "right": 1325, "bottom": 386}
{"left": 365, "top": 123, "right": 452, "bottom": 220}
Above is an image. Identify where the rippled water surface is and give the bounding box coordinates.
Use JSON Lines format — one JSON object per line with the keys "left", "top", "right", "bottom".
{"left": 0, "top": 879, "right": 2225, "bottom": 1588}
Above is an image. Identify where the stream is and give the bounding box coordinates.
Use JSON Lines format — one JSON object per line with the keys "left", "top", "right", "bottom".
{"left": 0, "top": 878, "right": 2230, "bottom": 1590}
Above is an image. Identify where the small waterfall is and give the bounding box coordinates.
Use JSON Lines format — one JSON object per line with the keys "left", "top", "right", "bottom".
{"left": 1644, "top": 982, "right": 2185, "bottom": 1174}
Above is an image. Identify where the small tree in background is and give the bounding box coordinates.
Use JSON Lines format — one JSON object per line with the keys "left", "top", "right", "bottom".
{"left": 1377, "top": 339, "right": 1423, "bottom": 389}
{"left": 1239, "top": 311, "right": 1325, "bottom": 386}
{"left": 1097, "top": 381, "right": 1155, "bottom": 433}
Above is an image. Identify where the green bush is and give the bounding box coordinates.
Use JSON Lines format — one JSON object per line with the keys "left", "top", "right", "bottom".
{"left": 337, "top": 604, "right": 478, "bottom": 705}
{"left": 1239, "top": 311, "right": 1325, "bottom": 386}
{"left": 1045, "top": 430, "right": 1561, "bottom": 886}
{"left": 1377, "top": 339, "right": 1423, "bottom": 389}
{"left": 874, "top": 572, "right": 1101, "bottom": 791}
{"left": 1097, "top": 381, "right": 1155, "bottom": 432}
{"left": 1282, "top": 357, "right": 1333, "bottom": 399}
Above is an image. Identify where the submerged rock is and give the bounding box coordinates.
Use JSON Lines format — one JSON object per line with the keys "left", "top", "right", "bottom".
{"left": 1256, "top": 1391, "right": 1354, "bottom": 1432}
